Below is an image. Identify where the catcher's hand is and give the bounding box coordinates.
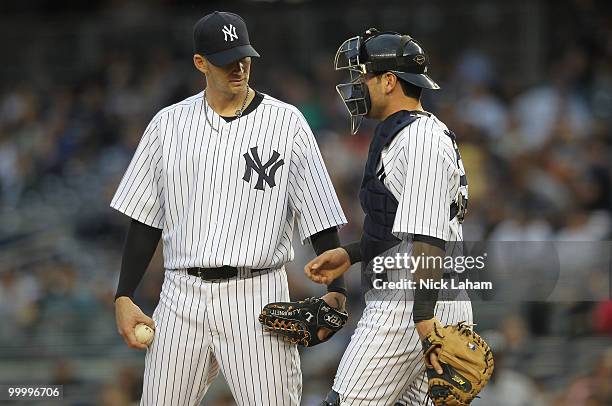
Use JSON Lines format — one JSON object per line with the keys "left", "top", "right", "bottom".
{"left": 259, "top": 297, "right": 348, "bottom": 347}
{"left": 421, "top": 321, "right": 494, "bottom": 405}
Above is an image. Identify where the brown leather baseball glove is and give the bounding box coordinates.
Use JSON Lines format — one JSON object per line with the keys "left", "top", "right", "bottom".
{"left": 421, "top": 321, "right": 494, "bottom": 405}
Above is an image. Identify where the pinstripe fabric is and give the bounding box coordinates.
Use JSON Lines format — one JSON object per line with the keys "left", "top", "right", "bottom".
{"left": 380, "top": 114, "right": 466, "bottom": 243}
{"left": 141, "top": 268, "right": 301, "bottom": 406}
{"left": 332, "top": 298, "right": 472, "bottom": 405}
{"left": 110, "top": 92, "right": 346, "bottom": 269}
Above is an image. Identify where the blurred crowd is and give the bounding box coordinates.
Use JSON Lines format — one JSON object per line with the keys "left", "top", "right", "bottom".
{"left": 0, "top": 0, "right": 611, "bottom": 405}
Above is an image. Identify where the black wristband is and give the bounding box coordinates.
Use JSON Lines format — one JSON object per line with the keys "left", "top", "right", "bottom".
{"left": 326, "top": 278, "right": 347, "bottom": 296}
{"left": 342, "top": 241, "right": 362, "bottom": 264}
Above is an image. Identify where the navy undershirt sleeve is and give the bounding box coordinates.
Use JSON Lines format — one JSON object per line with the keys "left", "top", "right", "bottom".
{"left": 115, "top": 219, "right": 162, "bottom": 301}
{"left": 342, "top": 234, "right": 444, "bottom": 265}
{"left": 412, "top": 235, "right": 446, "bottom": 323}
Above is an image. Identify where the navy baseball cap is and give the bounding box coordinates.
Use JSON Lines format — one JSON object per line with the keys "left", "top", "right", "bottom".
{"left": 193, "top": 11, "right": 260, "bottom": 67}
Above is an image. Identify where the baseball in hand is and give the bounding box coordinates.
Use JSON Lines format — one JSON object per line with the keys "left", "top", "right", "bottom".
{"left": 134, "top": 323, "right": 155, "bottom": 346}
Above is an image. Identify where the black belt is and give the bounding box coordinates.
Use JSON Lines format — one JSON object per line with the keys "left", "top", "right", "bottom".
{"left": 187, "top": 266, "right": 267, "bottom": 281}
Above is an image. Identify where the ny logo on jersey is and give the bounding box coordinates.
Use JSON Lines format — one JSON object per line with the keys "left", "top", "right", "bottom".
{"left": 242, "top": 147, "right": 285, "bottom": 190}
{"left": 222, "top": 24, "right": 238, "bottom": 42}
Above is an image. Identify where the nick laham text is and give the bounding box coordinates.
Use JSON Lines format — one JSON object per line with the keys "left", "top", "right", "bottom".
{"left": 373, "top": 278, "right": 493, "bottom": 290}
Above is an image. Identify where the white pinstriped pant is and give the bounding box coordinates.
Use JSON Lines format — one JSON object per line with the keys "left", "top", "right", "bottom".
{"left": 140, "top": 268, "right": 301, "bottom": 406}
{"left": 332, "top": 289, "right": 473, "bottom": 406}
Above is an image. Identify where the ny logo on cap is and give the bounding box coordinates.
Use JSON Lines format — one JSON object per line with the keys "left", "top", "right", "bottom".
{"left": 222, "top": 24, "right": 238, "bottom": 42}
{"left": 242, "top": 147, "right": 285, "bottom": 190}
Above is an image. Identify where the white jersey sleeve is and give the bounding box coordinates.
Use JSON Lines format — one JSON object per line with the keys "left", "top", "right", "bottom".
{"left": 288, "top": 114, "right": 347, "bottom": 243}
{"left": 392, "top": 123, "right": 455, "bottom": 241}
{"left": 110, "top": 115, "right": 165, "bottom": 229}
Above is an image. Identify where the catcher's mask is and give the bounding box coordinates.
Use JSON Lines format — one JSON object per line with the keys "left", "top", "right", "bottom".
{"left": 334, "top": 28, "right": 440, "bottom": 134}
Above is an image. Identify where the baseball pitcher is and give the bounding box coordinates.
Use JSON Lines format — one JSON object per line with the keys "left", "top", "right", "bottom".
{"left": 111, "top": 11, "right": 348, "bottom": 406}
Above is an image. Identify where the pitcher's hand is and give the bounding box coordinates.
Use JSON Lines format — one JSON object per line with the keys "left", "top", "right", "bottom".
{"left": 115, "top": 296, "right": 155, "bottom": 350}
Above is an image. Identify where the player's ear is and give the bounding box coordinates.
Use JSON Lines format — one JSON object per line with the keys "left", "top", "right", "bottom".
{"left": 383, "top": 72, "right": 397, "bottom": 95}
{"left": 193, "top": 54, "right": 209, "bottom": 75}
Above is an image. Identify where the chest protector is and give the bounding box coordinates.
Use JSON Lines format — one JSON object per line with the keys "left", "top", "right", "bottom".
{"left": 359, "top": 111, "right": 418, "bottom": 271}
{"left": 359, "top": 111, "right": 467, "bottom": 281}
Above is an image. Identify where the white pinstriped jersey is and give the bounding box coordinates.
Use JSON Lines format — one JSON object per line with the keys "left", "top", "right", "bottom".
{"left": 111, "top": 91, "right": 346, "bottom": 270}
{"left": 378, "top": 113, "right": 466, "bottom": 243}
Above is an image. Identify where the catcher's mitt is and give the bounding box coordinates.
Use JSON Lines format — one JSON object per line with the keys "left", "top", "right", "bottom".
{"left": 421, "top": 321, "right": 494, "bottom": 405}
{"left": 259, "top": 297, "right": 348, "bottom": 347}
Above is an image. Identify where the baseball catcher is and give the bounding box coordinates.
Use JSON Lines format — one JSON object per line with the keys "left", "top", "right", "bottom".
{"left": 259, "top": 297, "right": 348, "bottom": 347}
{"left": 301, "top": 28, "right": 494, "bottom": 405}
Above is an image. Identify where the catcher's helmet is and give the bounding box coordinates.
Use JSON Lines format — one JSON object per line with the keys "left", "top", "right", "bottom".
{"left": 334, "top": 28, "right": 439, "bottom": 133}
